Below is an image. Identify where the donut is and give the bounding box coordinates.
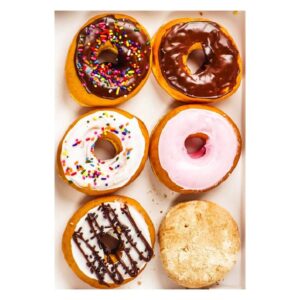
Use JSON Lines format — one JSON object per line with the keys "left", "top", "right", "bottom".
{"left": 57, "top": 108, "right": 149, "bottom": 195}
{"left": 149, "top": 105, "right": 242, "bottom": 193}
{"left": 65, "top": 14, "right": 152, "bottom": 107}
{"left": 152, "top": 18, "right": 242, "bottom": 103}
{"left": 62, "top": 195, "right": 155, "bottom": 288}
{"left": 159, "top": 200, "right": 240, "bottom": 288}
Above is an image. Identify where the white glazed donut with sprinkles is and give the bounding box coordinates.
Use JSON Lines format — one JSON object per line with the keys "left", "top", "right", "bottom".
{"left": 57, "top": 109, "right": 149, "bottom": 195}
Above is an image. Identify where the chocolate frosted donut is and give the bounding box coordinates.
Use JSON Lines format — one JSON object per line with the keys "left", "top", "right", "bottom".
{"left": 152, "top": 18, "right": 242, "bottom": 103}
{"left": 66, "top": 14, "right": 152, "bottom": 106}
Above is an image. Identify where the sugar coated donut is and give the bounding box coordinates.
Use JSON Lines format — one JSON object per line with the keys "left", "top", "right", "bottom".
{"left": 57, "top": 109, "right": 149, "bottom": 195}
{"left": 62, "top": 195, "right": 155, "bottom": 288}
{"left": 149, "top": 105, "right": 242, "bottom": 193}
{"left": 66, "top": 14, "right": 152, "bottom": 106}
{"left": 152, "top": 18, "right": 242, "bottom": 103}
{"left": 159, "top": 200, "right": 240, "bottom": 288}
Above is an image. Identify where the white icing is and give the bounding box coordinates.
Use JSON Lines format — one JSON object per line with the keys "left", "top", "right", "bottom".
{"left": 60, "top": 110, "right": 145, "bottom": 191}
{"left": 71, "top": 201, "right": 152, "bottom": 283}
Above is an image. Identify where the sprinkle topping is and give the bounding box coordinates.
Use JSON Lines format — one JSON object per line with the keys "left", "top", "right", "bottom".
{"left": 74, "top": 15, "right": 151, "bottom": 99}
{"left": 60, "top": 110, "right": 145, "bottom": 191}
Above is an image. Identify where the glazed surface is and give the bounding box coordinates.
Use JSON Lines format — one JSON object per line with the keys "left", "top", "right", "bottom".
{"left": 60, "top": 110, "right": 145, "bottom": 191}
{"left": 158, "top": 20, "right": 240, "bottom": 99}
{"left": 158, "top": 108, "right": 239, "bottom": 190}
{"left": 74, "top": 15, "right": 151, "bottom": 99}
{"left": 71, "top": 201, "right": 153, "bottom": 285}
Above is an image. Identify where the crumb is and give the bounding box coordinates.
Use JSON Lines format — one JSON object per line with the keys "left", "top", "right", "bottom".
{"left": 233, "top": 11, "right": 238, "bottom": 15}
{"left": 160, "top": 210, "right": 163, "bottom": 214}
{"left": 163, "top": 193, "right": 167, "bottom": 198}
{"left": 199, "top": 12, "right": 203, "bottom": 16}
{"left": 137, "top": 281, "right": 142, "bottom": 286}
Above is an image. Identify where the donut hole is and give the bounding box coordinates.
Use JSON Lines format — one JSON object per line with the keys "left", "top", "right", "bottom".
{"left": 184, "top": 133, "right": 208, "bottom": 159}
{"left": 98, "top": 49, "right": 118, "bottom": 65}
{"left": 101, "top": 229, "right": 124, "bottom": 263}
{"left": 93, "top": 138, "right": 119, "bottom": 160}
{"left": 186, "top": 47, "right": 207, "bottom": 74}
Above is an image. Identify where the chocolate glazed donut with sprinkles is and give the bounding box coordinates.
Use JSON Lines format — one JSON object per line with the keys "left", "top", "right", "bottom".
{"left": 65, "top": 14, "right": 152, "bottom": 107}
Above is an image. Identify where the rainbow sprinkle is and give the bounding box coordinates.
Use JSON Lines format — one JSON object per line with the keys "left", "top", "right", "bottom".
{"left": 61, "top": 112, "right": 135, "bottom": 189}
{"left": 75, "top": 15, "right": 151, "bottom": 99}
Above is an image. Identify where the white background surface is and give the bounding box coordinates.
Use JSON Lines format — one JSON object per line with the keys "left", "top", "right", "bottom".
{"left": 55, "top": 10, "right": 245, "bottom": 289}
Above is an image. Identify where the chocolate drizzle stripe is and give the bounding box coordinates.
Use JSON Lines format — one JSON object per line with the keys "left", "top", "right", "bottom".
{"left": 121, "top": 204, "right": 153, "bottom": 261}
{"left": 99, "top": 204, "right": 141, "bottom": 276}
{"left": 73, "top": 230, "right": 114, "bottom": 285}
{"left": 85, "top": 213, "right": 124, "bottom": 283}
{"left": 103, "top": 203, "right": 153, "bottom": 261}
{"left": 72, "top": 202, "right": 153, "bottom": 286}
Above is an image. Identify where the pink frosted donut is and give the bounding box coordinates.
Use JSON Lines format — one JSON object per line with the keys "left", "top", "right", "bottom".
{"left": 149, "top": 105, "right": 242, "bottom": 193}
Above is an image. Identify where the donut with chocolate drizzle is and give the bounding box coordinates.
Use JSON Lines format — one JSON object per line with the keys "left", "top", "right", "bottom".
{"left": 62, "top": 196, "right": 155, "bottom": 288}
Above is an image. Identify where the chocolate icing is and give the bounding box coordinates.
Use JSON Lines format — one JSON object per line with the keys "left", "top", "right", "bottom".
{"left": 96, "top": 232, "right": 120, "bottom": 255}
{"left": 74, "top": 15, "right": 151, "bottom": 100}
{"left": 72, "top": 203, "right": 153, "bottom": 286}
{"left": 158, "top": 21, "right": 241, "bottom": 99}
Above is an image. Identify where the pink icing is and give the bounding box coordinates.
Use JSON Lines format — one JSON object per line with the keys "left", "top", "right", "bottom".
{"left": 158, "top": 108, "right": 239, "bottom": 190}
